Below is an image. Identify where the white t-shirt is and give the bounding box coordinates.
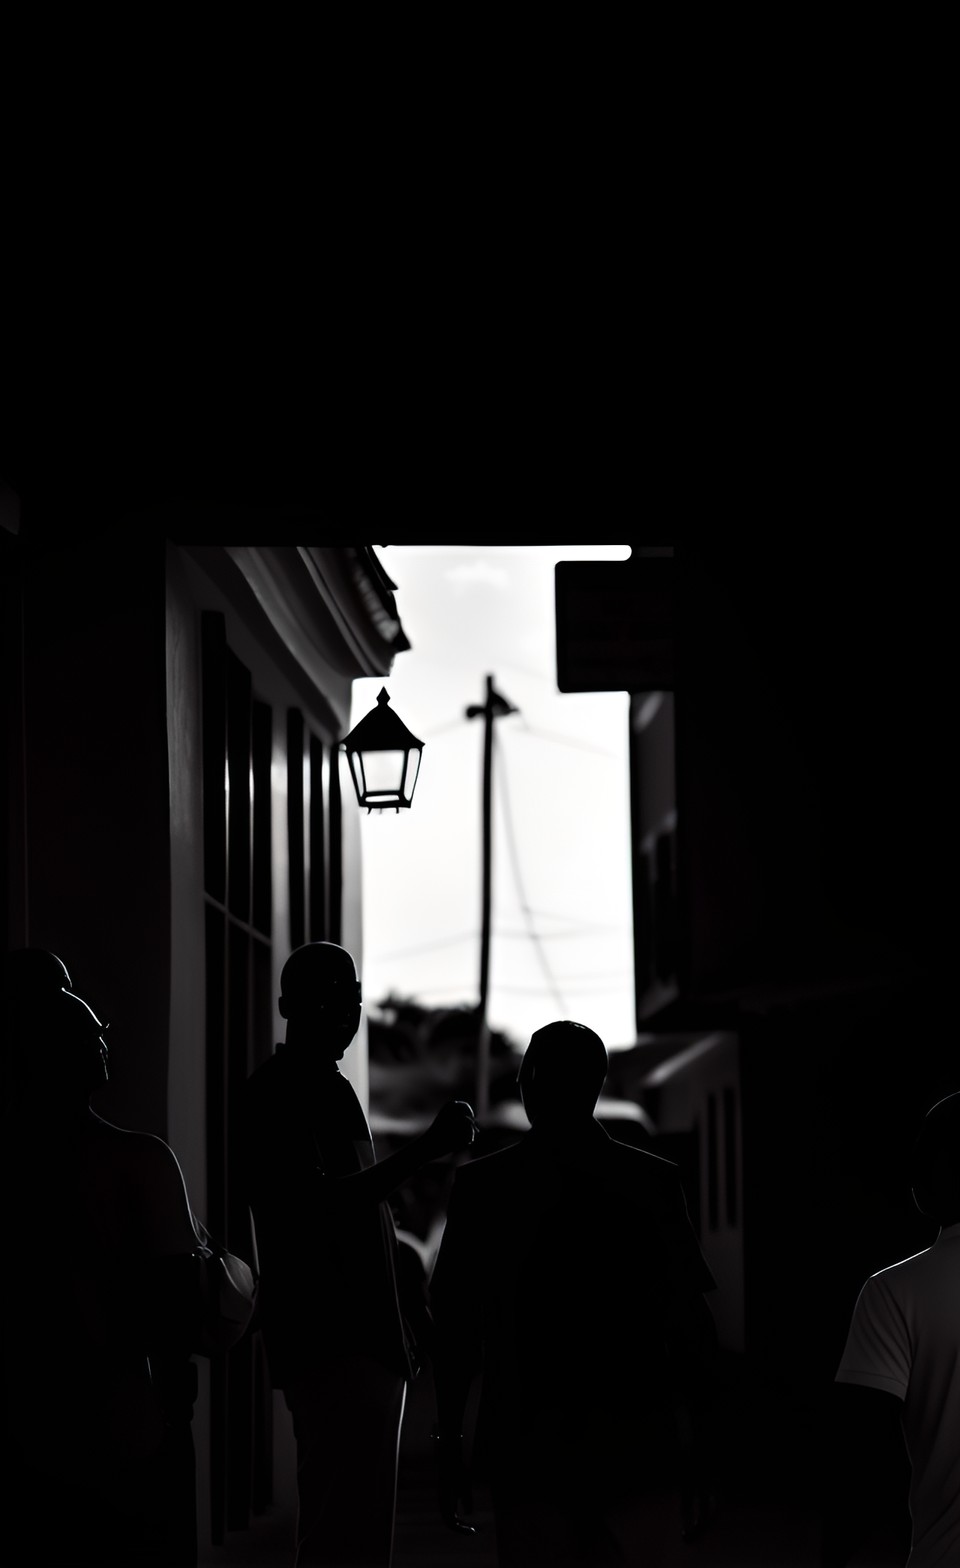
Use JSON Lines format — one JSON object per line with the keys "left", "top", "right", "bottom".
{"left": 835, "top": 1222, "right": 960, "bottom": 1567}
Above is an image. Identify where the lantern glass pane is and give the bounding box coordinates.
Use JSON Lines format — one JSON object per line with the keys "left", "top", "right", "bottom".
{"left": 402, "top": 748, "right": 420, "bottom": 802}
{"left": 349, "top": 751, "right": 366, "bottom": 798}
{"left": 360, "top": 749, "right": 406, "bottom": 796}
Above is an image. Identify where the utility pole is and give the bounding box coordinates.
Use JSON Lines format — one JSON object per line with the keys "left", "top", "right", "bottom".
{"left": 465, "top": 674, "right": 517, "bottom": 1116}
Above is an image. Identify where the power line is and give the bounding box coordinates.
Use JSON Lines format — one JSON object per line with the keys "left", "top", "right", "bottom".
{"left": 493, "top": 728, "right": 568, "bottom": 1014}
{"left": 523, "top": 907, "right": 624, "bottom": 930}
{"left": 510, "top": 718, "right": 621, "bottom": 759}
{"left": 418, "top": 714, "right": 622, "bottom": 757}
{"left": 373, "top": 932, "right": 480, "bottom": 960}
{"left": 375, "top": 984, "right": 476, "bottom": 1000}
{"left": 371, "top": 979, "right": 625, "bottom": 1001}
{"left": 494, "top": 928, "right": 629, "bottom": 942}
{"left": 506, "top": 969, "right": 633, "bottom": 982}
{"left": 490, "top": 981, "right": 626, "bottom": 996}
{"left": 369, "top": 921, "right": 624, "bottom": 964}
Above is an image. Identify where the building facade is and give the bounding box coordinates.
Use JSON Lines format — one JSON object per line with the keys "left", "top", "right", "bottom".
{"left": 558, "top": 541, "right": 954, "bottom": 1499}
{"left": 1, "top": 518, "right": 410, "bottom": 1553}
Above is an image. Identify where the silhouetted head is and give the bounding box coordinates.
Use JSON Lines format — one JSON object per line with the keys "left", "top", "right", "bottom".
{"left": 278, "top": 942, "right": 362, "bottom": 1061}
{"left": 911, "top": 1092, "right": 960, "bottom": 1227}
{"left": 2, "top": 949, "right": 80, "bottom": 1103}
{"left": 2, "top": 963, "right": 109, "bottom": 1109}
{"left": 518, "top": 1020, "right": 608, "bottom": 1127}
{"left": 1, "top": 947, "right": 73, "bottom": 1004}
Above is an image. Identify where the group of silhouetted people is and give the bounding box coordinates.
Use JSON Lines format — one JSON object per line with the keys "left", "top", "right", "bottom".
{"left": 2, "top": 940, "right": 958, "bottom": 1568}
{"left": 240, "top": 946, "right": 721, "bottom": 1568}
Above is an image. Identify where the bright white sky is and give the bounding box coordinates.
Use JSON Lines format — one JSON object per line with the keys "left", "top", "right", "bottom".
{"left": 348, "top": 545, "right": 636, "bottom": 1054}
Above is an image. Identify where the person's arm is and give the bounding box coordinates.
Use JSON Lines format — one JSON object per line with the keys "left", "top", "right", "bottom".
{"left": 122, "top": 1133, "right": 207, "bottom": 1353}
{"left": 321, "top": 1100, "right": 478, "bottom": 1210}
{"left": 131, "top": 1133, "right": 256, "bottom": 1355}
{"left": 132, "top": 1131, "right": 207, "bottom": 1255}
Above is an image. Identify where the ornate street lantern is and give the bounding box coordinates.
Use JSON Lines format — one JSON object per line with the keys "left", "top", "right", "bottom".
{"left": 340, "top": 688, "right": 424, "bottom": 812}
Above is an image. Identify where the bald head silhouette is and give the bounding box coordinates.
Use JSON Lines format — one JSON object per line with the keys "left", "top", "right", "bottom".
{"left": 1, "top": 950, "right": 108, "bottom": 1107}
{"left": 278, "top": 942, "right": 362, "bottom": 1062}
{"left": 517, "top": 1020, "right": 608, "bottom": 1126}
{"left": 1, "top": 947, "right": 73, "bottom": 1003}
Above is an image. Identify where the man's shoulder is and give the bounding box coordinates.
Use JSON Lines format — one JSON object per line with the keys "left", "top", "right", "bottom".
{"left": 869, "top": 1239, "right": 945, "bottom": 1299}
{"left": 243, "top": 1049, "right": 285, "bottom": 1096}
{"left": 454, "top": 1139, "right": 528, "bottom": 1188}
{"left": 247, "top": 1047, "right": 284, "bottom": 1077}
{"left": 239, "top": 1053, "right": 292, "bottom": 1149}
{"left": 460, "top": 1139, "right": 529, "bottom": 1172}
{"left": 456, "top": 1132, "right": 681, "bottom": 1184}
{"left": 604, "top": 1135, "right": 680, "bottom": 1185}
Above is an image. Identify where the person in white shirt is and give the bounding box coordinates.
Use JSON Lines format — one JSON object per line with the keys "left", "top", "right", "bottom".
{"left": 823, "top": 1091, "right": 960, "bottom": 1568}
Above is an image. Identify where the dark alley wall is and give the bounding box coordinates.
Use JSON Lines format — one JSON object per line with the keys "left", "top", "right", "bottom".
{"left": 14, "top": 533, "right": 173, "bottom": 1138}
{"left": 671, "top": 542, "right": 950, "bottom": 1002}
{"left": 657, "top": 543, "right": 956, "bottom": 1471}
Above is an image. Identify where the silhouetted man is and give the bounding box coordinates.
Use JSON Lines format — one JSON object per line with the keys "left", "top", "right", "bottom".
{"left": 822, "top": 1091, "right": 960, "bottom": 1568}
{"left": 0, "top": 948, "right": 247, "bottom": 1567}
{"left": 429, "top": 1019, "right": 718, "bottom": 1567}
{"left": 239, "top": 941, "right": 477, "bottom": 1568}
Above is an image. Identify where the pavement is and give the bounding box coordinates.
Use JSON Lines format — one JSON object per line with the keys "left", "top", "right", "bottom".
{"left": 200, "top": 1367, "right": 833, "bottom": 1568}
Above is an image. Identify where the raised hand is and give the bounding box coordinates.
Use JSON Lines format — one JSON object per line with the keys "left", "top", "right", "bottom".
{"left": 423, "top": 1100, "right": 478, "bottom": 1160}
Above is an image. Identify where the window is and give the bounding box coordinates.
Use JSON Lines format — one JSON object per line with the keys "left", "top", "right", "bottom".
{"left": 200, "top": 613, "right": 273, "bottom": 1540}
{"left": 287, "top": 708, "right": 343, "bottom": 948}
{"left": 201, "top": 614, "right": 346, "bottom": 1542}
